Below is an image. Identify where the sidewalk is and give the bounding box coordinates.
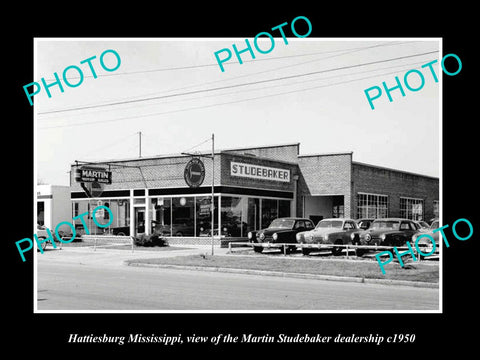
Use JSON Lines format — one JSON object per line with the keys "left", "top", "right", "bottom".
{"left": 36, "top": 244, "right": 231, "bottom": 267}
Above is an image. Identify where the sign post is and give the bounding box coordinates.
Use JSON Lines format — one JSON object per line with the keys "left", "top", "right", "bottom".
{"left": 182, "top": 134, "right": 215, "bottom": 255}
{"left": 211, "top": 134, "right": 214, "bottom": 256}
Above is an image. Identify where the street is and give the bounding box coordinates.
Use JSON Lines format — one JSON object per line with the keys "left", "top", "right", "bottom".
{"left": 36, "top": 248, "right": 439, "bottom": 311}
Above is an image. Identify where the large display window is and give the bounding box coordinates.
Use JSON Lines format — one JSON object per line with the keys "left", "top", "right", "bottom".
{"left": 196, "top": 196, "right": 218, "bottom": 237}
{"left": 221, "top": 196, "right": 244, "bottom": 237}
{"left": 72, "top": 199, "right": 130, "bottom": 235}
{"left": 73, "top": 194, "right": 291, "bottom": 238}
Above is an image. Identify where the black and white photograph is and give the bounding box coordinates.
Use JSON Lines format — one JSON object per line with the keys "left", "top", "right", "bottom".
{"left": 7, "top": 5, "right": 477, "bottom": 355}
{"left": 34, "top": 37, "right": 441, "bottom": 312}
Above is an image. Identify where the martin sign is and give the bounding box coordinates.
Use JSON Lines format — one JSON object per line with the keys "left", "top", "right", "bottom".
{"left": 75, "top": 167, "right": 112, "bottom": 184}
{"left": 230, "top": 162, "right": 290, "bottom": 183}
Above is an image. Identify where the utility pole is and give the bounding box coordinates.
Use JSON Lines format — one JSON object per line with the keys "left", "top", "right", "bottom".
{"left": 180, "top": 134, "right": 216, "bottom": 256}
{"left": 211, "top": 133, "right": 215, "bottom": 256}
{"left": 138, "top": 131, "right": 142, "bottom": 158}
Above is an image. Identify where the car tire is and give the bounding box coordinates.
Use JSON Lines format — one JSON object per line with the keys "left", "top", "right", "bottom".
{"left": 253, "top": 246, "right": 263, "bottom": 253}
{"left": 285, "top": 245, "right": 296, "bottom": 254}
{"left": 352, "top": 239, "right": 366, "bottom": 257}
{"left": 355, "top": 248, "right": 366, "bottom": 257}
{"left": 175, "top": 232, "right": 183, "bottom": 237}
{"left": 37, "top": 237, "right": 47, "bottom": 251}
{"left": 332, "top": 241, "right": 343, "bottom": 256}
{"left": 283, "top": 245, "right": 292, "bottom": 255}
{"left": 117, "top": 232, "right": 126, "bottom": 236}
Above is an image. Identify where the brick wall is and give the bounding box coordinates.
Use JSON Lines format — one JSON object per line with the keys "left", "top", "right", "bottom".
{"left": 352, "top": 162, "right": 439, "bottom": 220}
{"left": 297, "top": 153, "right": 353, "bottom": 217}
{"left": 222, "top": 143, "right": 299, "bottom": 163}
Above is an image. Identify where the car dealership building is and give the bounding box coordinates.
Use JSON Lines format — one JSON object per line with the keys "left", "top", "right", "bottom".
{"left": 69, "top": 143, "right": 439, "bottom": 244}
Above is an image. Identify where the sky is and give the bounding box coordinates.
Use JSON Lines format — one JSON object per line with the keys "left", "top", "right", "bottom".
{"left": 34, "top": 38, "right": 440, "bottom": 186}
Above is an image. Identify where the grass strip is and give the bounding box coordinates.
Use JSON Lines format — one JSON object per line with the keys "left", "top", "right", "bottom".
{"left": 126, "top": 254, "right": 439, "bottom": 283}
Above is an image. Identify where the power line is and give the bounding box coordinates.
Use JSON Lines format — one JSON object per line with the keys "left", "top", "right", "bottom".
{"left": 38, "top": 42, "right": 422, "bottom": 114}
{"left": 40, "top": 58, "right": 431, "bottom": 120}
{"left": 39, "top": 42, "right": 401, "bottom": 118}
{"left": 38, "top": 50, "right": 438, "bottom": 116}
{"left": 41, "top": 41, "right": 419, "bottom": 82}
{"left": 38, "top": 60, "right": 439, "bottom": 130}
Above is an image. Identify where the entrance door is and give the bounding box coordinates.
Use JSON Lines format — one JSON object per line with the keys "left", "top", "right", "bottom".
{"left": 135, "top": 208, "right": 145, "bottom": 235}
{"left": 37, "top": 201, "right": 45, "bottom": 226}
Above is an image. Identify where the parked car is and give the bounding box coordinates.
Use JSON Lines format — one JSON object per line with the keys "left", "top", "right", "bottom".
{"left": 198, "top": 221, "right": 248, "bottom": 237}
{"left": 357, "top": 218, "right": 421, "bottom": 256}
{"left": 412, "top": 219, "right": 440, "bottom": 259}
{"left": 199, "top": 225, "right": 230, "bottom": 237}
{"left": 296, "top": 218, "right": 362, "bottom": 256}
{"left": 356, "top": 218, "right": 375, "bottom": 230}
{"left": 108, "top": 226, "right": 130, "bottom": 236}
{"left": 36, "top": 224, "right": 52, "bottom": 251}
{"left": 36, "top": 223, "right": 82, "bottom": 250}
{"left": 155, "top": 221, "right": 195, "bottom": 237}
{"left": 414, "top": 220, "right": 430, "bottom": 230}
{"left": 248, "top": 217, "right": 315, "bottom": 254}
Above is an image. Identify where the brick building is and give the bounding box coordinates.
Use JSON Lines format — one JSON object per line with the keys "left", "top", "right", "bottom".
{"left": 69, "top": 143, "right": 439, "bottom": 244}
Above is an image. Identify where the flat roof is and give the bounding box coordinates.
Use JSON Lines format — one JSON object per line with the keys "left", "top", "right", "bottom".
{"left": 352, "top": 161, "right": 439, "bottom": 180}
{"left": 298, "top": 151, "right": 353, "bottom": 158}
{"left": 70, "top": 143, "right": 438, "bottom": 180}
{"left": 71, "top": 142, "right": 301, "bottom": 166}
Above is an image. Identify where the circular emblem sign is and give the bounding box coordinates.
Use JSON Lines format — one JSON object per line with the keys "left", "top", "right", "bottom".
{"left": 184, "top": 158, "right": 205, "bottom": 188}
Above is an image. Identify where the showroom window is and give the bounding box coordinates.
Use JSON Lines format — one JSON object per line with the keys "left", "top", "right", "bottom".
{"left": 172, "top": 197, "right": 195, "bottom": 237}
{"left": 261, "top": 199, "right": 278, "bottom": 229}
{"left": 278, "top": 199, "right": 291, "bottom": 218}
{"left": 357, "top": 193, "right": 388, "bottom": 219}
{"left": 246, "top": 198, "right": 260, "bottom": 233}
{"left": 221, "top": 196, "right": 243, "bottom": 237}
{"left": 72, "top": 199, "right": 130, "bottom": 235}
{"left": 196, "top": 196, "right": 218, "bottom": 237}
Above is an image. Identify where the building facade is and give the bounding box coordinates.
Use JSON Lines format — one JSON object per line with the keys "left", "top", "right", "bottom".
{"left": 69, "top": 143, "right": 439, "bottom": 244}
{"left": 37, "top": 185, "right": 72, "bottom": 231}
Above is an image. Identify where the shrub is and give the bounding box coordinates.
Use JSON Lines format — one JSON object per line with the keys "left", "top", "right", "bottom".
{"left": 134, "top": 234, "right": 169, "bottom": 247}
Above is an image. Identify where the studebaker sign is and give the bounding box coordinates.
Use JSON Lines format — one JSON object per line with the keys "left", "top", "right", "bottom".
{"left": 230, "top": 161, "right": 290, "bottom": 183}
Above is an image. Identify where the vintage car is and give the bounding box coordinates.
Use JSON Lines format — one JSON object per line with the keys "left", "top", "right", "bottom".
{"left": 356, "top": 218, "right": 375, "bottom": 230}
{"left": 36, "top": 223, "right": 83, "bottom": 250}
{"left": 296, "top": 218, "right": 362, "bottom": 256}
{"left": 357, "top": 218, "right": 421, "bottom": 256}
{"left": 36, "top": 224, "right": 52, "bottom": 251}
{"left": 412, "top": 219, "right": 440, "bottom": 259}
{"left": 414, "top": 220, "right": 430, "bottom": 230}
{"left": 248, "top": 217, "right": 315, "bottom": 254}
{"left": 155, "top": 220, "right": 195, "bottom": 237}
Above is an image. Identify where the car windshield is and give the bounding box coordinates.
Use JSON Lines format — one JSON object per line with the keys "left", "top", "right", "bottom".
{"left": 371, "top": 221, "right": 400, "bottom": 230}
{"left": 268, "top": 219, "right": 295, "bottom": 229}
{"left": 316, "top": 220, "right": 343, "bottom": 229}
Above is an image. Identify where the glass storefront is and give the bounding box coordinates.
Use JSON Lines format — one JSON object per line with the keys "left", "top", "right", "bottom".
{"left": 221, "top": 196, "right": 243, "bottom": 237}
{"left": 72, "top": 199, "right": 131, "bottom": 235}
{"left": 196, "top": 196, "right": 218, "bottom": 237}
{"left": 73, "top": 194, "right": 291, "bottom": 238}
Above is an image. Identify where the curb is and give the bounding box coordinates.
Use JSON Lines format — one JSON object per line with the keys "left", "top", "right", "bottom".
{"left": 124, "top": 261, "right": 438, "bottom": 289}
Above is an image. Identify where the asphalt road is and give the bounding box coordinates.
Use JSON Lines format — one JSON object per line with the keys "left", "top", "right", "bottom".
{"left": 36, "top": 248, "right": 439, "bottom": 311}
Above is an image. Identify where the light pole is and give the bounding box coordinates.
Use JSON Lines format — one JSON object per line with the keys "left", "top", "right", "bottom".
{"left": 181, "top": 133, "right": 215, "bottom": 256}
{"left": 211, "top": 133, "right": 215, "bottom": 256}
